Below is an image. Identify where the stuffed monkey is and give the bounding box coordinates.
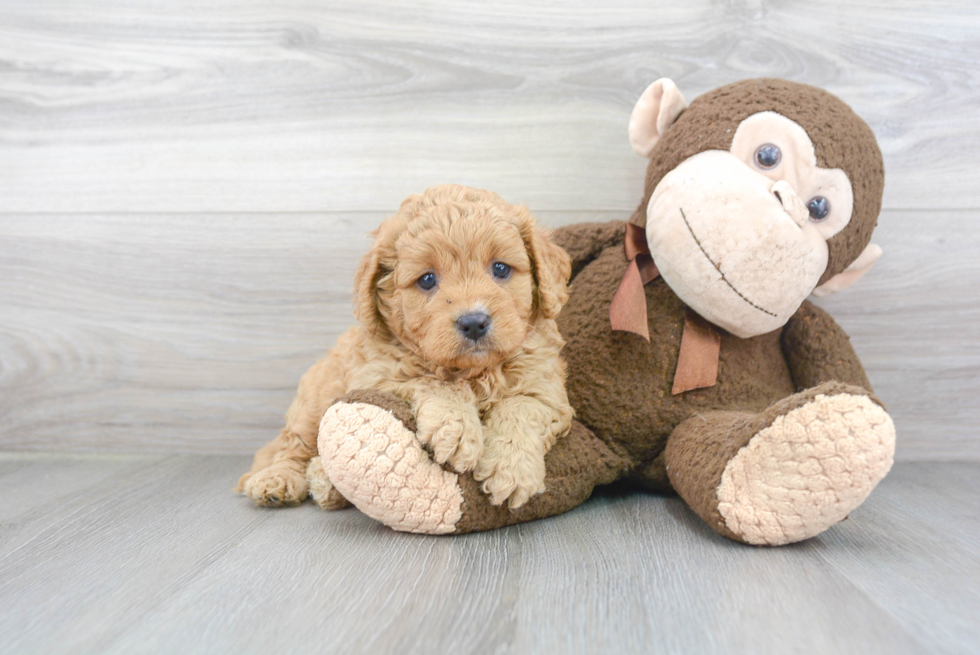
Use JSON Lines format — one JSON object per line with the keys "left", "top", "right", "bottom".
{"left": 312, "top": 79, "right": 895, "bottom": 545}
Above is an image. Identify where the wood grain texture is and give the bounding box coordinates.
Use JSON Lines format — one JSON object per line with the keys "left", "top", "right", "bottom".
{"left": 2, "top": 210, "right": 976, "bottom": 459}
{"left": 0, "top": 0, "right": 978, "bottom": 213}
{"left": 814, "top": 462, "right": 980, "bottom": 653}
{"left": 814, "top": 209, "right": 980, "bottom": 460}
{"left": 2, "top": 456, "right": 976, "bottom": 654}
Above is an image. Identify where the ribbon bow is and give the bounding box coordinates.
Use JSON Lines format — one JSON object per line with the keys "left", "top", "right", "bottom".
{"left": 608, "top": 223, "right": 722, "bottom": 395}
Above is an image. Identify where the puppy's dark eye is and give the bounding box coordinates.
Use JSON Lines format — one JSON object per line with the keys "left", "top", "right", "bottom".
{"left": 807, "top": 196, "right": 831, "bottom": 221}
{"left": 491, "top": 262, "right": 511, "bottom": 279}
{"left": 417, "top": 272, "right": 437, "bottom": 290}
{"left": 755, "top": 144, "right": 781, "bottom": 169}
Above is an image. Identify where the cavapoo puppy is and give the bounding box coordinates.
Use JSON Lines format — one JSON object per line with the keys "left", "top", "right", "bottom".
{"left": 236, "top": 185, "right": 574, "bottom": 509}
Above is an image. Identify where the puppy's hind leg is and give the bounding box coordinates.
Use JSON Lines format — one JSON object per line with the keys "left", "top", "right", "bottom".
{"left": 237, "top": 355, "right": 343, "bottom": 507}
{"left": 237, "top": 425, "right": 317, "bottom": 507}
{"left": 307, "top": 457, "right": 353, "bottom": 510}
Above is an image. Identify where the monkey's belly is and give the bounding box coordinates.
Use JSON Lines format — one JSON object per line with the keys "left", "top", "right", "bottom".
{"left": 558, "top": 246, "right": 796, "bottom": 465}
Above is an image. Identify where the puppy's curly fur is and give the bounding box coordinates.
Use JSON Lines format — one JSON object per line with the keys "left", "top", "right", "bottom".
{"left": 236, "top": 185, "right": 574, "bottom": 509}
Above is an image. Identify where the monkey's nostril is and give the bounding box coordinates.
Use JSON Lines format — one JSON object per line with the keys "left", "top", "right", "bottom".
{"left": 771, "top": 180, "right": 808, "bottom": 228}
{"left": 455, "top": 312, "right": 491, "bottom": 341}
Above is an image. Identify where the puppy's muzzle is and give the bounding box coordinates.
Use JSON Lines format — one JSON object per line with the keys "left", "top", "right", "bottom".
{"left": 456, "top": 312, "right": 491, "bottom": 342}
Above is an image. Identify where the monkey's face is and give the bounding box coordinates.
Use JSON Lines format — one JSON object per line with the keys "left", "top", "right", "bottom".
{"left": 646, "top": 112, "right": 855, "bottom": 338}
{"left": 627, "top": 79, "right": 884, "bottom": 339}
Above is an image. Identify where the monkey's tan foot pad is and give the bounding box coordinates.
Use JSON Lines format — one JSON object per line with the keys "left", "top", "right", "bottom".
{"left": 717, "top": 393, "right": 896, "bottom": 546}
{"left": 317, "top": 402, "right": 464, "bottom": 534}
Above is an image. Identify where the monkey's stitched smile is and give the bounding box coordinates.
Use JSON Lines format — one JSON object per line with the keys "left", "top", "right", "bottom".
{"left": 677, "top": 208, "right": 778, "bottom": 318}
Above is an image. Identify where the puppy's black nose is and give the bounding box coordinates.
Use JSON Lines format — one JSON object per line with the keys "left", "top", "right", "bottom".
{"left": 456, "top": 312, "right": 491, "bottom": 341}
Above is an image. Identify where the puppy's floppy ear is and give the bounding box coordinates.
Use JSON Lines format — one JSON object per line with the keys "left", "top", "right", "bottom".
{"left": 515, "top": 207, "right": 572, "bottom": 320}
{"left": 355, "top": 199, "right": 417, "bottom": 333}
{"left": 353, "top": 230, "right": 391, "bottom": 334}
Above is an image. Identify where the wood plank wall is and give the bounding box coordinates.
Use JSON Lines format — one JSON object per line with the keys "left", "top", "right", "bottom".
{"left": 1, "top": 0, "right": 978, "bottom": 458}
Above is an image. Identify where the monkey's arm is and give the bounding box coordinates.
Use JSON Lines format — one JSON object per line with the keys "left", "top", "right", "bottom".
{"left": 781, "top": 300, "right": 873, "bottom": 392}
{"left": 316, "top": 390, "right": 630, "bottom": 534}
{"left": 549, "top": 221, "right": 626, "bottom": 279}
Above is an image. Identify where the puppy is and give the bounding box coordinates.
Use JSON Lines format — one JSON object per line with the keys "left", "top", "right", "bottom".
{"left": 236, "top": 185, "right": 574, "bottom": 509}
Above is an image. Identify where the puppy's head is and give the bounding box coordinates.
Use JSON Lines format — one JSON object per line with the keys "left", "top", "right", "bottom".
{"left": 354, "top": 185, "right": 571, "bottom": 371}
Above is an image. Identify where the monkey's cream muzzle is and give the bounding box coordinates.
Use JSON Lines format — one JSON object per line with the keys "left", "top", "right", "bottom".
{"left": 646, "top": 150, "right": 828, "bottom": 338}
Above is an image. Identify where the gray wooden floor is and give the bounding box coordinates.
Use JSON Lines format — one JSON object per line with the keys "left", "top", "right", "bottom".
{"left": 0, "top": 454, "right": 977, "bottom": 655}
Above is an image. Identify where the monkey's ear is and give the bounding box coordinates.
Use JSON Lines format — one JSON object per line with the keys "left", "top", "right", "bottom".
{"left": 812, "top": 244, "right": 883, "bottom": 297}
{"left": 628, "top": 78, "right": 687, "bottom": 157}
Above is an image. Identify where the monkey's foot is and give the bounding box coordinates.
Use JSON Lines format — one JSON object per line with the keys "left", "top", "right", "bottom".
{"left": 318, "top": 401, "right": 464, "bottom": 534}
{"left": 717, "top": 391, "right": 895, "bottom": 545}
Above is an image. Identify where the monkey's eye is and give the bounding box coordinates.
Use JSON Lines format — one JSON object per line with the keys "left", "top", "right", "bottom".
{"left": 491, "top": 262, "right": 512, "bottom": 280}
{"left": 417, "top": 272, "right": 438, "bottom": 290}
{"left": 807, "top": 196, "right": 831, "bottom": 221}
{"left": 754, "top": 144, "right": 782, "bottom": 170}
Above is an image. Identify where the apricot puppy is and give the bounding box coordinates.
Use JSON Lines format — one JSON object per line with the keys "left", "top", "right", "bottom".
{"left": 236, "top": 185, "right": 574, "bottom": 509}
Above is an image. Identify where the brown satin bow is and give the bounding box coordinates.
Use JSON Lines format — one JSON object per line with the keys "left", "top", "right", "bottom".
{"left": 609, "top": 223, "right": 722, "bottom": 395}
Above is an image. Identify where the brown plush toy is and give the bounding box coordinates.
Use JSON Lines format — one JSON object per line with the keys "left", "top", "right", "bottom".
{"left": 312, "top": 78, "right": 896, "bottom": 545}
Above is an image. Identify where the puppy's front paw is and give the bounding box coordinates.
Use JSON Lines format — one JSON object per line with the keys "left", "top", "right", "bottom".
{"left": 416, "top": 400, "right": 484, "bottom": 473}
{"left": 242, "top": 463, "right": 308, "bottom": 507}
{"left": 473, "top": 436, "right": 546, "bottom": 509}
